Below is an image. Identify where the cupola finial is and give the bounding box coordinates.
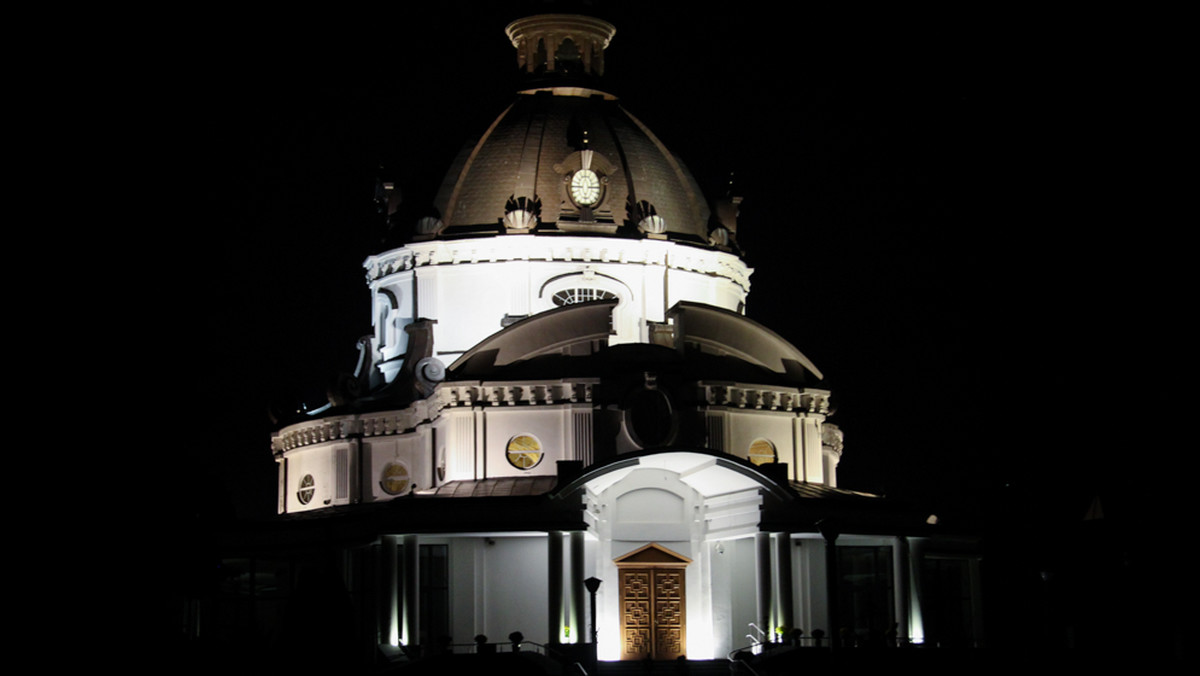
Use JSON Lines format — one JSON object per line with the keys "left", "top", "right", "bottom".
{"left": 505, "top": 14, "right": 616, "bottom": 79}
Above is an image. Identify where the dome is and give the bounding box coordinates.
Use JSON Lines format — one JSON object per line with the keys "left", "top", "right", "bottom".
{"left": 424, "top": 14, "right": 732, "bottom": 248}
{"left": 433, "top": 90, "right": 714, "bottom": 244}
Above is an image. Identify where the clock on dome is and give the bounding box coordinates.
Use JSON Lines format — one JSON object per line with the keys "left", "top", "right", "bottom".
{"left": 570, "top": 168, "right": 602, "bottom": 207}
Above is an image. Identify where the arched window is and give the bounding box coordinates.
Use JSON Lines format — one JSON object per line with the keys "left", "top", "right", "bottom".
{"left": 506, "top": 434, "right": 544, "bottom": 470}
{"left": 748, "top": 439, "right": 777, "bottom": 466}
{"left": 552, "top": 288, "right": 618, "bottom": 306}
{"left": 376, "top": 289, "right": 399, "bottom": 350}
{"left": 379, "top": 461, "right": 411, "bottom": 495}
{"left": 539, "top": 271, "right": 630, "bottom": 312}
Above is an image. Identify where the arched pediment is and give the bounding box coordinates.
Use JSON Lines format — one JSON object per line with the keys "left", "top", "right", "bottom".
{"left": 667, "top": 302, "right": 823, "bottom": 381}
{"left": 558, "top": 450, "right": 792, "bottom": 502}
{"left": 449, "top": 299, "right": 616, "bottom": 375}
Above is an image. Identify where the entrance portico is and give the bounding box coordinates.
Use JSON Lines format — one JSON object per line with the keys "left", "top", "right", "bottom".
{"left": 569, "top": 451, "right": 777, "bottom": 660}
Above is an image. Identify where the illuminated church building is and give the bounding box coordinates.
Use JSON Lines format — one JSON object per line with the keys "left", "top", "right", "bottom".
{"left": 270, "top": 13, "right": 983, "bottom": 663}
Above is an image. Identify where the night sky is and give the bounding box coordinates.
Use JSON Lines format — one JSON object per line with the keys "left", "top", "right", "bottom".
{"left": 174, "top": 2, "right": 1179, "bottom": 560}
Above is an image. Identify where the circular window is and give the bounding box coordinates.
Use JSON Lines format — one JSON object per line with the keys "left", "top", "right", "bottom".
{"left": 506, "top": 434, "right": 544, "bottom": 470}
{"left": 380, "top": 462, "right": 411, "bottom": 495}
{"left": 296, "top": 474, "right": 315, "bottom": 505}
{"left": 748, "top": 439, "right": 777, "bottom": 466}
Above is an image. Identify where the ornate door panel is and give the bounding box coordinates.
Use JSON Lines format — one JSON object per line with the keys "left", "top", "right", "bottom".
{"left": 616, "top": 544, "right": 690, "bottom": 661}
{"left": 652, "top": 569, "right": 685, "bottom": 660}
{"left": 620, "top": 569, "right": 653, "bottom": 659}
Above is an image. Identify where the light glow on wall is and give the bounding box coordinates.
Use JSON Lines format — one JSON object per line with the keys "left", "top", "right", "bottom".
{"left": 388, "top": 609, "right": 400, "bottom": 647}
{"left": 910, "top": 603, "right": 925, "bottom": 646}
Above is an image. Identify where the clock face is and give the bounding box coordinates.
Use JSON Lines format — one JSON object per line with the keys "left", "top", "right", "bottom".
{"left": 570, "top": 169, "right": 602, "bottom": 206}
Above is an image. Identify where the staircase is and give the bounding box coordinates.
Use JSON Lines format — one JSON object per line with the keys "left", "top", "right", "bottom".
{"left": 595, "top": 659, "right": 731, "bottom": 676}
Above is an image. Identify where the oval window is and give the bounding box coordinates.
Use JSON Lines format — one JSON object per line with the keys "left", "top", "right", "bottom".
{"left": 506, "top": 434, "right": 544, "bottom": 470}
{"left": 380, "top": 462, "right": 411, "bottom": 495}
{"left": 748, "top": 439, "right": 776, "bottom": 466}
{"left": 625, "top": 388, "right": 674, "bottom": 448}
{"left": 297, "top": 474, "right": 315, "bottom": 505}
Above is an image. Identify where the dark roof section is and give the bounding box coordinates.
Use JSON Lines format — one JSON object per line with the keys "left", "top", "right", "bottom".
{"left": 448, "top": 300, "right": 822, "bottom": 386}
{"left": 788, "top": 481, "right": 880, "bottom": 499}
{"left": 432, "top": 476, "right": 560, "bottom": 497}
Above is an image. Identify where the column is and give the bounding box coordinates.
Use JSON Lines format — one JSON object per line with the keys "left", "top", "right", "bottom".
{"left": 772, "top": 532, "right": 794, "bottom": 638}
{"left": 817, "top": 522, "right": 840, "bottom": 648}
{"left": 893, "top": 536, "right": 910, "bottom": 646}
{"left": 549, "top": 531, "right": 564, "bottom": 643}
{"left": 969, "top": 557, "right": 984, "bottom": 645}
{"left": 570, "top": 531, "right": 585, "bottom": 644}
{"left": 908, "top": 538, "right": 926, "bottom": 645}
{"left": 402, "top": 534, "right": 419, "bottom": 646}
{"left": 383, "top": 535, "right": 400, "bottom": 646}
{"left": 755, "top": 532, "right": 771, "bottom": 644}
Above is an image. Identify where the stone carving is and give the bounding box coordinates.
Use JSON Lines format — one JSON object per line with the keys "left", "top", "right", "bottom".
{"left": 503, "top": 194, "right": 542, "bottom": 231}
{"left": 630, "top": 199, "right": 667, "bottom": 234}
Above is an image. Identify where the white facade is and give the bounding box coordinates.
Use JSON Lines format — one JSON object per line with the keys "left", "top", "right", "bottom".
{"left": 365, "top": 236, "right": 751, "bottom": 377}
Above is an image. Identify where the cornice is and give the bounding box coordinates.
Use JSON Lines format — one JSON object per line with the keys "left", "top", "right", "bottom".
{"left": 363, "top": 237, "right": 751, "bottom": 292}
{"left": 698, "top": 382, "right": 831, "bottom": 414}
{"left": 273, "top": 379, "right": 600, "bottom": 454}
{"left": 273, "top": 379, "right": 825, "bottom": 455}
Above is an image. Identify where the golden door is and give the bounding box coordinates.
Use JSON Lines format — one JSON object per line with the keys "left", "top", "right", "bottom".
{"left": 619, "top": 567, "right": 686, "bottom": 660}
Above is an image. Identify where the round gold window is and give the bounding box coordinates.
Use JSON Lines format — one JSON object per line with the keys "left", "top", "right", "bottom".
{"left": 748, "top": 439, "right": 777, "bottom": 466}
{"left": 506, "top": 434, "right": 543, "bottom": 470}
{"left": 380, "top": 462, "right": 411, "bottom": 495}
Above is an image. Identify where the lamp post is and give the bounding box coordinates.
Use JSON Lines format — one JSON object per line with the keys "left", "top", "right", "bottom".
{"left": 584, "top": 577, "right": 602, "bottom": 644}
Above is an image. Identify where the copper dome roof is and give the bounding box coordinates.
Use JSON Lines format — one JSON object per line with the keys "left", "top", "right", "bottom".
{"left": 431, "top": 87, "right": 715, "bottom": 245}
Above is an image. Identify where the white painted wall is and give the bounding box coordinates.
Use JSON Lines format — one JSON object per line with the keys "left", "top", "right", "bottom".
{"left": 363, "top": 237, "right": 751, "bottom": 363}
{"left": 726, "top": 409, "right": 795, "bottom": 467}
{"left": 730, "top": 536, "right": 759, "bottom": 652}
{"left": 483, "top": 407, "right": 568, "bottom": 478}
{"left": 283, "top": 442, "right": 350, "bottom": 513}
{"left": 481, "top": 536, "right": 550, "bottom": 644}
{"left": 364, "top": 430, "right": 432, "bottom": 500}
